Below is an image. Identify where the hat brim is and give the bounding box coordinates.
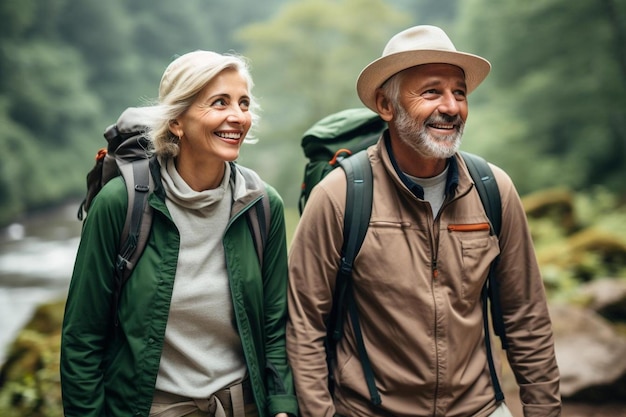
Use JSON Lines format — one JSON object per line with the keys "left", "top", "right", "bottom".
{"left": 356, "top": 50, "right": 491, "bottom": 111}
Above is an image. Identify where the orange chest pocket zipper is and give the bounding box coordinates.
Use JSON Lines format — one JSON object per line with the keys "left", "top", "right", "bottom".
{"left": 447, "top": 222, "right": 490, "bottom": 232}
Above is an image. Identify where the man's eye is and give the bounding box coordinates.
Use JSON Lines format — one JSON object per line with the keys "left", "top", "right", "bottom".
{"left": 422, "top": 89, "right": 439, "bottom": 97}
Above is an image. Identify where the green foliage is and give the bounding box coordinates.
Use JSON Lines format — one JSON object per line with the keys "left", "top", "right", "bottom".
{"left": 238, "top": 0, "right": 409, "bottom": 131}
{"left": 0, "top": 0, "right": 289, "bottom": 225}
{"left": 236, "top": 0, "right": 410, "bottom": 206}
{"left": 0, "top": 37, "right": 101, "bottom": 222}
{"left": 525, "top": 187, "right": 626, "bottom": 301}
{"left": 0, "top": 0, "right": 38, "bottom": 39}
{"left": 0, "top": 0, "right": 625, "bottom": 225}
{"left": 458, "top": 0, "right": 626, "bottom": 195}
{"left": 4, "top": 41, "right": 100, "bottom": 143}
{"left": 0, "top": 104, "right": 32, "bottom": 223}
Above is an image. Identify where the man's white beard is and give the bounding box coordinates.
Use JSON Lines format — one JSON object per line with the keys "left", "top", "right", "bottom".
{"left": 394, "top": 104, "right": 464, "bottom": 159}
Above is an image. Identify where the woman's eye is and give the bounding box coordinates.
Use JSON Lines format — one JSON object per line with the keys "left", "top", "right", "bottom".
{"left": 212, "top": 98, "right": 227, "bottom": 107}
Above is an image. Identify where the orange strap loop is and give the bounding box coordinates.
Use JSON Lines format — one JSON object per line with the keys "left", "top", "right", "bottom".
{"left": 95, "top": 148, "right": 108, "bottom": 161}
{"left": 329, "top": 148, "right": 353, "bottom": 165}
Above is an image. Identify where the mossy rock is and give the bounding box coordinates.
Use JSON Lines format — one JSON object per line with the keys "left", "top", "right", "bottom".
{"left": 522, "top": 188, "right": 577, "bottom": 233}
{"left": 0, "top": 299, "right": 65, "bottom": 417}
{"left": 537, "top": 228, "right": 626, "bottom": 282}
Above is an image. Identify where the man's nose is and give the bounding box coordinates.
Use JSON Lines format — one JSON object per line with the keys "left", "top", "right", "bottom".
{"left": 438, "top": 92, "right": 461, "bottom": 115}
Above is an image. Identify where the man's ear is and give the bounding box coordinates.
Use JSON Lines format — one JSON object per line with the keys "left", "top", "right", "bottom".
{"left": 375, "top": 89, "right": 394, "bottom": 122}
{"left": 169, "top": 119, "right": 182, "bottom": 138}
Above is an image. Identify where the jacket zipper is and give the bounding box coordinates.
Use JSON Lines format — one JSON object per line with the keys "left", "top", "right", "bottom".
{"left": 430, "top": 208, "right": 441, "bottom": 414}
{"left": 430, "top": 177, "right": 478, "bottom": 415}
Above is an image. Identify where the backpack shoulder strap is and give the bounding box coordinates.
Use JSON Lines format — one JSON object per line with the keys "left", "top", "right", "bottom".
{"left": 331, "top": 151, "right": 372, "bottom": 339}
{"left": 460, "top": 151, "right": 506, "bottom": 402}
{"left": 112, "top": 157, "right": 153, "bottom": 326}
{"left": 235, "top": 164, "right": 271, "bottom": 267}
{"left": 328, "top": 150, "right": 380, "bottom": 405}
{"left": 329, "top": 151, "right": 372, "bottom": 341}
{"left": 461, "top": 151, "right": 506, "bottom": 340}
{"left": 461, "top": 151, "right": 501, "bottom": 235}
{"left": 338, "top": 151, "right": 373, "bottom": 273}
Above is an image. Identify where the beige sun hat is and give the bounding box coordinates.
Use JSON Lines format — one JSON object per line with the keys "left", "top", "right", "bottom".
{"left": 356, "top": 25, "right": 491, "bottom": 111}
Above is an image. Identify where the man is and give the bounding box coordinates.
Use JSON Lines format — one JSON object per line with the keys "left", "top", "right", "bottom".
{"left": 287, "top": 25, "right": 561, "bottom": 417}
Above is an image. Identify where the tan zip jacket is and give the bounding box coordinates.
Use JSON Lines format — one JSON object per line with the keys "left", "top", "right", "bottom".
{"left": 287, "top": 137, "right": 560, "bottom": 417}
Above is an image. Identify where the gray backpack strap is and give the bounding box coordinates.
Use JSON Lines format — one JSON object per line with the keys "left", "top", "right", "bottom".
{"left": 112, "top": 157, "right": 153, "bottom": 326}
{"left": 235, "top": 165, "right": 271, "bottom": 267}
{"left": 117, "top": 158, "right": 153, "bottom": 273}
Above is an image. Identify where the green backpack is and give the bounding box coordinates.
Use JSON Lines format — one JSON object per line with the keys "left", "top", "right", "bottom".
{"left": 298, "top": 108, "right": 386, "bottom": 214}
{"left": 298, "top": 108, "right": 507, "bottom": 406}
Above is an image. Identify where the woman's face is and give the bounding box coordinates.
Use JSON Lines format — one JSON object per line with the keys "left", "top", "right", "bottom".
{"left": 172, "top": 68, "right": 252, "bottom": 165}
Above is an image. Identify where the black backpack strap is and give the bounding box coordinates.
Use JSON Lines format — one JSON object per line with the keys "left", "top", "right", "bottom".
{"left": 461, "top": 151, "right": 506, "bottom": 402}
{"left": 112, "top": 157, "right": 153, "bottom": 326}
{"left": 480, "top": 282, "right": 505, "bottom": 401}
{"left": 462, "top": 152, "right": 502, "bottom": 235}
{"left": 236, "top": 165, "right": 271, "bottom": 267}
{"left": 328, "top": 151, "right": 380, "bottom": 405}
{"left": 461, "top": 151, "right": 506, "bottom": 341}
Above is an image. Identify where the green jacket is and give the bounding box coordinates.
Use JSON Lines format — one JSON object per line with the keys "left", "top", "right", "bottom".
{"left": 61, "top": 159, "right": 298, "bottom": 417}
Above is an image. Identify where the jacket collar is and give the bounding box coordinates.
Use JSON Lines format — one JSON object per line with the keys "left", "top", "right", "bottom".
{"left": 228, "top": 162, "right": 265, "bottom": 216}
{"left": 383, "top": 131, "right": 459, "bottom": 200}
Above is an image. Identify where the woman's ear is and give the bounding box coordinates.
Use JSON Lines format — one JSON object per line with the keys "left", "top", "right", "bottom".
{"left": 375, "top": 90, "right": 394, "bottom": 122}
{"left": 168, "top": 119, "right": 182, "bottom": 138}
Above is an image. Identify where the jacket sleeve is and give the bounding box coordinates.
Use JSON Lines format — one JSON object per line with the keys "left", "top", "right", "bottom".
{"left": 261, "top": 185, "right": 299, "bottom": 416}
{"left": 492, "top": 166, "right": 562, "bottom": 417}
{"left": 287, "top": 169, "right": 346, "bottom": 417}
{"left": 60, "top": 178, "right": 126, "bottom": 417}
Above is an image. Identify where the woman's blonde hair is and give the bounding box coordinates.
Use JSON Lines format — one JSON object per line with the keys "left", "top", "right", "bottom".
{"left": 140, "top": 50, "right": 260, "bottom": 158}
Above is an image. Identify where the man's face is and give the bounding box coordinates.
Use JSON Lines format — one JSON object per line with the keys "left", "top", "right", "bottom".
{"left": 392, "top": 63, "right": 468, "bottom": 159}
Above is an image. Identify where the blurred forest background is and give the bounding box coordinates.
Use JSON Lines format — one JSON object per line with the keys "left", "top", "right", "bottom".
{"left": 1, "top": 0, "right": 625, "bottom": 224}
{"left": 2, "top": 1, "right": 626, "bottom": 415}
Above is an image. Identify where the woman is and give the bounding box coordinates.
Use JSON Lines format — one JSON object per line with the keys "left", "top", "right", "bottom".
{"left": 60, "top": 50, "right": 297, "bottom": 417}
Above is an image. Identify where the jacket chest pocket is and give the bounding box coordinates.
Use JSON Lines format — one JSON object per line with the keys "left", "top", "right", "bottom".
{"left": 446, "top": 223, "right": 500, "bottom": 303}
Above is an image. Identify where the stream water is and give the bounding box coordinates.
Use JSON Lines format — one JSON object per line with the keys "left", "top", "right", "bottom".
{"left": 0, "top": 202, "right": 82, "bottom": 365}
